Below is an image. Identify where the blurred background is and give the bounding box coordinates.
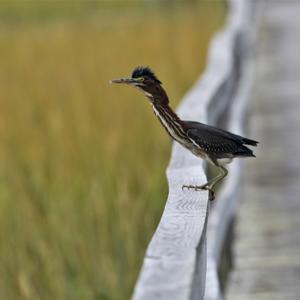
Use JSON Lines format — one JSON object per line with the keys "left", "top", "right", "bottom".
{"left": 0, "top": 1, "right": 224, "bottom": 299}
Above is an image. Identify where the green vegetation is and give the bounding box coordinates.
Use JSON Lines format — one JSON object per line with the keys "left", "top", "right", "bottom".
{"left": 0, "top": 2, "right": 224, "bottom": 299}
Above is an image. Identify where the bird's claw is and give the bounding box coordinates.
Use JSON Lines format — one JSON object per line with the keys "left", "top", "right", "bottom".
{"left": 182, "top": 184, "right": 215, "bottom": 201}
{"left": 182, "top": 184, "right": 209, "bottom": 191}
{"left": 208, "top": 190, "right": 215, "bottom": 201}
{"left": 182, "top": 184, "right": 204, "bottom": 191}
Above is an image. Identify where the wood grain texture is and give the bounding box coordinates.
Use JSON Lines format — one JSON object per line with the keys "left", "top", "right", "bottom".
{"left": 132, "top": 1, "right": 255, "bottom": 299}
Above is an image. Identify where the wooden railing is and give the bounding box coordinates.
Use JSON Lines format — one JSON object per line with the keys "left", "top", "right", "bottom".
{"left": 132, "top": 1, "right": 257, "bottom": 299}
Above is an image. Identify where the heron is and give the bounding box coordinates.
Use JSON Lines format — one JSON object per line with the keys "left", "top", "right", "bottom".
{"left": 110, "top": 66, "right": 258, "bottom": 200}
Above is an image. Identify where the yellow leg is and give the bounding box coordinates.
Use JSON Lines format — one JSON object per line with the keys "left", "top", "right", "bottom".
{"left": 182, "top": 166, "right": 228, "bottom": 200}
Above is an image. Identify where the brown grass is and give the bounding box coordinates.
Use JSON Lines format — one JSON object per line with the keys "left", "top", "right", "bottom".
{"left": 0, "top": 2, "right": 224, "bottom": 299}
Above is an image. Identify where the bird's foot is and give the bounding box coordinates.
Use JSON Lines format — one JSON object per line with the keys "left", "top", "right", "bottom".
{"left": 208, "top": 190, "right": 215, "bottom": 201}
{"left": 182, "top": 184, "right": 206, "bottom": 191}
{"left": 182, "top": 184, "right": 215, "bottom": 201}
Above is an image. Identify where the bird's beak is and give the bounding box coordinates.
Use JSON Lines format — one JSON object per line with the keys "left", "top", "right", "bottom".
{"left": 109, "top": 78, "right": 140, "bottom": 85}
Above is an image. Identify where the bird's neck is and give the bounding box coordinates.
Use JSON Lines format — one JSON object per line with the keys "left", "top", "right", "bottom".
{"left": 152, "top": 102, "right": 187, "bottom": 142}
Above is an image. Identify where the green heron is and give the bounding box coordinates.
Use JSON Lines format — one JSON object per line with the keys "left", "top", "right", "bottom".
{"left": 111, "top": 67, "right": 258, "bottom": 200}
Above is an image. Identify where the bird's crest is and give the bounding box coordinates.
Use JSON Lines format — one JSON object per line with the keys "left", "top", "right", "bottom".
{"left": 131, "top": 66, "right": 161, "bottom": 84}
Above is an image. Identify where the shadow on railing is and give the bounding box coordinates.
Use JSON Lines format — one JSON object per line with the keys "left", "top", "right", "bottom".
{"left": 132, "top": 1, "right": 258, "bottom": 299}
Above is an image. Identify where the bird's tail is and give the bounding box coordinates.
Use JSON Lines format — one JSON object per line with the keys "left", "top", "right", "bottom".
{"left": 242, "top": 137, "right": 259, "bottom": 146}
{"left": 234, "top": 145, "right": 256, "bottom": 157}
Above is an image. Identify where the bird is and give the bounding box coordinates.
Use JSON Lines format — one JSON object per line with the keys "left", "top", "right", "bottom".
{"left": 110, "top": 66, "right": 258, "bottom": 200}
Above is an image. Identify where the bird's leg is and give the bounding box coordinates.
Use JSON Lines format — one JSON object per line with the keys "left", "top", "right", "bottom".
{"left": 182, "top": 167, "right": 224, "bottom": 190}
{"left": 207, "top": 166, "right": 228, "bottom": 191}
{"left": 182, "top": 166, "right": 228, "bottom": 200}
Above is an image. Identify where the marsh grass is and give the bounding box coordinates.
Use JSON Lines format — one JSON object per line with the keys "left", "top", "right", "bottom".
{"left": 0, "top": 2, "right": 224, "bottom": 299}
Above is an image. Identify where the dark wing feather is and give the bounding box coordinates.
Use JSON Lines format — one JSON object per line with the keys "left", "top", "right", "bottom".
{"left": 186, "top": 121, "right": 258, "bottom": 146}
{"left": 185, "top": 121, "right": 257, "bottom": 158}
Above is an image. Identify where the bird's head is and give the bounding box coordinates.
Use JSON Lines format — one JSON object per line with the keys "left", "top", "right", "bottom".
{"left": 110, "top": 66, "right": 168, "bottom": 104}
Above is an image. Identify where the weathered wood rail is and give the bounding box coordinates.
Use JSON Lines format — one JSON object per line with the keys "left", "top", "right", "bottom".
{"left": 132, "top": 1, "right": 257, "bottom": 299}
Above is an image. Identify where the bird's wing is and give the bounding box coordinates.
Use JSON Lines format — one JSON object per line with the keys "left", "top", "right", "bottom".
{"left": 186, "top": 127, "right": 240, "bottom": 154}
{"left": 185, "top": 121, "right": 258, "bottom": 146}
{"left": 185, "top": 122, "right": 255, "bottom": 157}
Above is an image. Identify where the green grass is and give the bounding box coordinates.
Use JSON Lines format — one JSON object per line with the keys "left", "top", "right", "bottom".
{"left": 0, "top": 2, "right": 224, "bottom": 299}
